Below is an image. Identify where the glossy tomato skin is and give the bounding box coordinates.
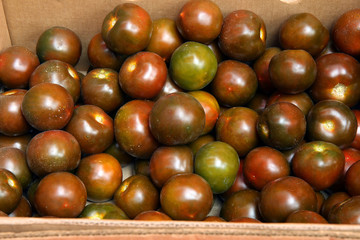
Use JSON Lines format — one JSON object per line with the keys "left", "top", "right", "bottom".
{"left": 65, "top": 105, "right": 114, "bottom": 154}
{"left": 316, "top": 192, "right": 325, "bottom": 213}
{"left": 176, "top": 0, "right": 222, "bottom": 44}
{"left": 219, "top": 10, "right": 266, "bottom": 62}
{"left": 160, "top": 173, "right": 213, "bottom": 221}
{"left": 149, "top": 145, "right": 193, "bottom": 188}
{"left": 36, "top": 26, "right": 82, "bottom": 66}
{"left": 221, "top": 159, "right": 250, "bottom": 200}
{"left": 134, "top": 159, "right": 151, "bottom": 177}
{"left": 101, "top": 3, "right": 152, "bottom": 55}
{"left": 292, "top": 141, "right": 345, "bottom": 191}
{"left": 0, "top": 46, "right": 40, "bottom": 89}
{"left": 134, "top": 210, "right": 172, "bottom": 221}
{"left": 216, "top": 107, "right": 259, "bottom": 157}
{"left": 195, "top": 141, "right": 239, "bottom": 194}
{"left": 87, "top": 33, "right": 124, "bottom": 71}
{"left": 267, "top": 92, "right": 314, "bottom": 116}
{"left": 207, "top": 41, "right": 224, "bottom": 63}
{"left": 114, "top": 100, "right": 159, "bottom": 159}
{"left": 243, "top": 146, "right": 290, "bottom": 191}
{"left": 211, "top": 60, "right": 258, "bottom": 107}
{"left": 279, "top": 13, "right": 329, "bottom": 56}
{"left": 246, "top": 93, "right": 268, "bottom": 115}
{"left": 119, "top": 52, "right": 167, "bottom": 99}
{"left": 345, "top": 161, "right": 360, "bottom": 196}
{"left": 79, "top": 202, "right": 128, "bottom": 220}
{"left": 188, "top": 91, "right": 220, "bottom": 135}
{"left": 104, "top": 142, "right": 134, "bottom": 167}
{"left": 306, "top": 100, "right": 357, "bottom": 149}
{"left": 309, "top": 53, "right": 360, "bottom": 107}
{"left": 332, "top": 9, "right": 360, "bottom": 57}
{"left": 9, "top": 196, "right": 32, "bottom": 217}
{"left": 34, "top": 172, "right": 86, "bottom": 218}
{"left": 26, "top": 130, "right": 81, "bottom": 177}
{"left": 0, "top": 90, "right": 30, "bottom": 136}
{"left": 188, "top": 134, "right": 215, "bottom": 156}
{"left": 81, "top": 68, "right": 123, "bottom": 112}
{"left": 259, "top": 176, "right": 317, "bottom": 222}
{"left": 269, "top": 50, "right": 316, "bottom": 94}
{"left": 149, "top": 92, "right": 205, "bottom": 145}
{"left": 170, "top": 42, "right": 217, "bottom": 91}
{"left": 29, "top": 60, "right": 81, "bottom": 103}
{"left": 146, "top": 18, "right": 183, "bottom": 62}
{"left": 0, "top": 148, "right": 32, "bottom": 189}
{"left": 285, "top": 210, "right": 328, "bottom": 224}
{"left": 220, "top": 189, "right": 261, "bottom": 221}
{"left": 21, "top": 83, "right": 74, "bottom": 131}
{"left": 0, "top": 169, "right": 22, "bottom": 214}
{"left": 0, "top": 134, "right": 32, "bottom": 152}
{"left": 257, "top": 102, "right": 306, "bottom": 150}
{"left": 114, "top": 174, "right": 159, "bottom": 219}
{"left": 351, "top": 110, "right": 360, "bottom": 150}
{"left": 331, "top": 196, "right": 360, "bottom": 224}
{"left": 153, "top": 75, "right": 183, "bottom": 101}
{"left": 321, "top": 192, "right": 350, "bottom": 220}
{"left": 76, "top": 153, "right": 122, "bottom": 202}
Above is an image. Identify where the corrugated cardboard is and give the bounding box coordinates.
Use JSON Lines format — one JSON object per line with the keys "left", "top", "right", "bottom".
{"left": 1, "top": 0, "right": 360, "bottom": 238}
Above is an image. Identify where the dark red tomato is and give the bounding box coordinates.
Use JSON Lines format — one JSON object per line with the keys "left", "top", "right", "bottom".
{"left": 331, "top": 196, "right": 360, "bottom": 224}
{"left": 345, "top": 161, "right": 360, "bottom": 196}
{"left": 26, "top": 130, "right": 81, "bottom": 177}
{"left": 267, "top": 92, "right": 314, "bottom": 116}
{"left": 306, "top": 100, "right": 357, "bottom": 149}
{"left": 203, "top": 216, "right": 226, "bottom": 222}
{"left": 316, "top": 192, "right": 325, "bottom": 213}
{"left": 281, "top": 140, "right": 306, "bottom": 166}
{"left": 212, "top": 60, "right": 257, "bottom": 107}
{"left": 153, "top": 75, "right": 183, "bottom": 101}
{"left": 65, "top": 105, "right": 114, "bottom": 154}
{"left": 195, "top": 141, "right": 240, "bottom": 194}
{"left": 332, "top": 9, "right": 360, "bottom": 57}
{"left": 79, "top": 202, "right": 128, "bottom": 220}
{"left": 134, "top": 210, "right": 172, "bottom": 221}
{"left": 81, "top": 68, "right": 123, "bottom": 112}
{"left": 246, "top": 93, "right": 268, "bottom": 115}
{"left": 87, "top": 33, "right": 125, "bottom": 71}
{"left": 220, "top": 189, "right": 261, "bottom": 221}
{"left": 104, "top": 142, "right": 134, "bottom": 167}
{"left": 316, "top": 40, "right": 337, "bottom": 59}
{"left": 188, "top": 91, "right": 220, "bottom": 135}
{"left": 0, "top": 134, "right": 32, "bottom": 152}
{"left": 188, "top": 134, "right": 215, "bottom": 156}
{"left": 292, "top": 141, "right": 344, "bottom": 191}
{"left": 0, "top": 46, "right": 39, "bottom": 89}
{"left": 146, "top": 18, "right": 183, "bottom": 62}
{"left": 34, "top": 172, "right": 86, "bottom": 218}
{"left": 160, "top": 173, "right": 213, "bottom": 221}
{"left": 36, "top": 26, "right": 82, "bottom": 66}
{"left": 216, "top": 107, "right": 259, "bottom": 157}
{"left": 253, "top": 47, "right": 281, "bottom": 95}
{"left": 101, "top": 3, "right": 152, "bottom": 55}
{"left": 149, "top": 92, "right": 205, "bottom": 145}
{"left": 26, "top": 179, "right": 39, "bottom": 209}
{"left": 119, "top": 52, "right": 167, "bottom": 99}
{"left": 259, "top": 176, "right": 317, "bottom": 222}
{"left": 176, "top": 0, "right": 222, "bottom": 44}
{"left": 134, "top": 159, "right": 151, "bottom": 177}
{"left": 219, "top": 10, "right": 266, "bottom": 62}
{"left": 29, "top": 60, "right": 81, "bottom": 103}
{"left": 285, "top": 210, "right": 328, "bottom": 224}
{"left": 321, "top": 192, "right": 350, "bottom": 220}
{"left": 207, "top": 41, "right": 224, "bottom": 63}
{"left": 149, "top": 145, "right": 193, "bottom": 188}
{"left": 114, "top": 174, "right": 159, "bottom": 219}
{"left": 0, "top": 169, "right": 22, "bottom": 214}
{"left": 279, "top": 13, "right": 329, "bottom": 56}
{"left": 21, "top": 83, "right": 74, "bottom": 131}
{"left": 0, "top": 89, "right": 30, "bottom": 136}
{"left": 309, "top": 53, "right": 360, "bottom": 107}
{"left": 230, "top": 217, "right": 261, "bottom": 223}
{"left": 332, "top": 148, "right": 360, "bottom": 190}
{"left": 221, "top": 159, "right": 250, "bottom": 200}
{"left": 243, "top": 146, "right": 290, "bottom": 191}
{"left": 114, "top": 100, "right": 159, "bottom": 159}
{"left": 9, "top": 196, "right": 32, "bottom": 217}
{"left": 269, "top": 50, "right": 316, "bottom": 94}
{"left": 257, "top": 102, "right": 306, "bottom": 150}
{"left": 76, "top": 153, "right": 122, "bottom": 202}
{"left": 170, "top": 41, "right": 217, "bottom": 91}
{"left": 351, "top": 110, "right": 360, "bottom": 150}
{"left": 0, "top": 148, "right": 32, "bottom": 189}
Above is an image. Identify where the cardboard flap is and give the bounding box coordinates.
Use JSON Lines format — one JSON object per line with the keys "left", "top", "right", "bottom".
{"left": 0, "top": 0, "right": 11, "bottom": 51}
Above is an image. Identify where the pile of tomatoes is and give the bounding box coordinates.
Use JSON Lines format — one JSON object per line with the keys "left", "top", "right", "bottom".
{"left": 0, "top": 0, "right": 360, "bottom": 224}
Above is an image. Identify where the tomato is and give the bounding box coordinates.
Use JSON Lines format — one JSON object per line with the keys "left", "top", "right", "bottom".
{"left": 79, "top": 202, "right": 128, "bottom": 220}
{"left": 285, "top": 210, "right": 328, "bottom": 223}
{"left": 267, "top": 92, "right": 314, "bottom": 116}
{"left": 134, "top": 210, "right": 172, "bottom": 221}
{"left": 345, "top": 161, "right": 360, "bottom": 196}
{"left": 9, "top": 196, "right": 32, "bottom": 217}
{"left": 0, "top": 169, "right": 22, "bottom": 214}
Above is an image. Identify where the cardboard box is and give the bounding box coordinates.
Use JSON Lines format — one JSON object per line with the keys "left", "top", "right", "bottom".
{"left": 1, "top": 0, "right": 360, "bottom": 239}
